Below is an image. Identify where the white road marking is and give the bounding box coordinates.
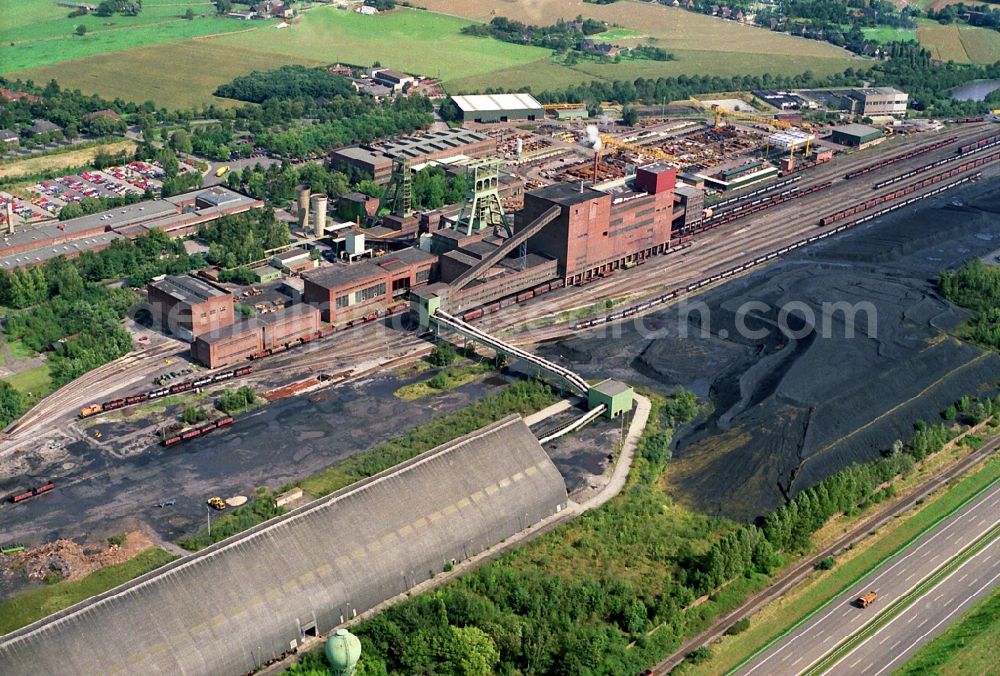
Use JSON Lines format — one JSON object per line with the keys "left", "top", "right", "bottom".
{"left": 918, "top": 618, "right": 929, "bottom": 628}
{"left": 743, "top": 485, "right": 1000, "bottom": 676}
{"left": 873, "top": 566, "right": 1000, "bottom": 675}
{"left": 849, "top": 657, "right": 863, "bottom": 670}
{"left": 959, "top": 573, "right": 969, "bottom": 582}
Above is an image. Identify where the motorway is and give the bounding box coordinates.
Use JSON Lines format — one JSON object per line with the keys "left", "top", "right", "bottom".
{"left": 827, "top": 535, "right": 1000, "bottom": 675}
{"left": 737, "top": 476, "right": 1000, "bottom": 676}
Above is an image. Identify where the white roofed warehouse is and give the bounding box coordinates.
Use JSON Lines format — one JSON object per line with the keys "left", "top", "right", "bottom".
{"left": 450, "top": 93, "right": 544, "bottom": 124}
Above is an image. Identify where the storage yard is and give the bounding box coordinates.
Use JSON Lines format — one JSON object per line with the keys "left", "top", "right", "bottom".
{"left": 1, "top": 98, "right": 1000, "bottom": 676}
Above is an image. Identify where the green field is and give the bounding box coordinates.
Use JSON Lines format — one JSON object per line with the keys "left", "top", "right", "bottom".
{"left": 917, "top": 21, "right": 1000, "bottom": 65}
{"left": 0, "top": 548, "right": 177, "bottom": 634}
{"left": 5, "top": 364, "right": 53, "bottom": 402}
{"left": 862, "top": 26, "right": 917, "bottom": 43}
{"left": 448, "top": 48, "right": 857, "bottom": 93}
{"left": 215, "top": 7, "right": 550, "bottom": 82}
{"left": 0, "top": 0, "right": 266, "bottom": 74}
{"left": 9, "top": 4, "right": 857, "bottom": 110}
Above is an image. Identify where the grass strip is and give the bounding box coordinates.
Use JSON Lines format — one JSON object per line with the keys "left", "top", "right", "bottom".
{"left": 0, "top": 547, "right": 178, "bottom": 634}
{"left": 802, "top": 521, "right": 1000, "bottom": 675}
{"left": 724, "top": 459, "right": 1000, "bottom": 675}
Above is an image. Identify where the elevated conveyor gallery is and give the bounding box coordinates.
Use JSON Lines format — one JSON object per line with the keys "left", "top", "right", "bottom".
{"left": 448, "top": 205, "right": 561, "bottom": 291}
{"left": 0, "top": 416, "right": 567, "bottom": 676}
{"left": 432, "top": 310, "right": 590, "bottom": 395}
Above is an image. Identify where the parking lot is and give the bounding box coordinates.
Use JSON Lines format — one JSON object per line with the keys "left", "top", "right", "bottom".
{"left": 1, "top": 159, "right": 198, "bottom": 226}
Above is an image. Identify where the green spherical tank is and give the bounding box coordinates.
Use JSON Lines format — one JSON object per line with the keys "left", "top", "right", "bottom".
{"left": 325, "top": 628, "right": 361, "bottom": 676}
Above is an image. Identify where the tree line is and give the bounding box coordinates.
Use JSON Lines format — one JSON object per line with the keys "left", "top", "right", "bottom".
{"left": 473, "top": 51, "right": 998, "bottom": 117}
{"left": 940, "top": 259, "right": 1000, "bottom": 350}
{"left": 461, "top": 15, "right": 608, "bottom": 51}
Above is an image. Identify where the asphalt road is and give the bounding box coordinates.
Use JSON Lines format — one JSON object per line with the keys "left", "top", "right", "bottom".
{"left": 826, "top": 535, "right": 1000, "bottom": 675}
{"left": 737, "top": 477, "right": 1000, "bottom": 676}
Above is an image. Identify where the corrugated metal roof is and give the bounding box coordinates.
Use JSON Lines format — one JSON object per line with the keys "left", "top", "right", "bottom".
{"left": 0, "top": 416, "right": 567, "bottom": 676}
{"left": 451, "top": 93, "right": 543, "bottom": 113}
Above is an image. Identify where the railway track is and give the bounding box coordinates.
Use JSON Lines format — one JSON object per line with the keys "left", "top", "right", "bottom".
{"left": 1, "top": 124, "right": 996, "bottom": 459}
{"left": 483, "top": 129, "right": 1000, "bottom": 341}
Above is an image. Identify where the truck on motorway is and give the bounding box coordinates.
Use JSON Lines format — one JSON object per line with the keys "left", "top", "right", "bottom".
{"left": 855, "top": 590, "right": 878, "bottom": 608}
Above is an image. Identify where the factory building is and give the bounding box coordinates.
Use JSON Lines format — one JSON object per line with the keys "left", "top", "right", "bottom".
{"left": 272, "top": 247, "right": 316, "bottom": 274}
{"left": 0, "top": 187, "right": 263, "bottom": 270}
{"left": 849, "top": 87, "right": 908, "bottom": 117}
{"left": 147, "top": 274, "right": 233, "bottom": 341}
{"left": 436, "top": 238, "right": 560, "bottom": 312}
{"left": 673, "top": 184, "right": 704, "bottom": 233}
{"left": 331, "top": 129, "right": 496, "bottom": 183}
{"left": 517, "top": 164, "right": 677, "bottom": 285}
{"left": 450, "top": 93, "right": 544, "bottom": 124}
{"left": 830, "top": 123, "right": 884, "bottom": 149}
{"left": 303, "top": 247, "right": 435, "bottom": 324}
{"left": 191, "top": 304, "right": 321, "bottom": 368}
{"left": 0, "top": 415, "right": 568, "bottom": 676}
{"left": 369, "top": 68, "right": 416, "bottom": 92}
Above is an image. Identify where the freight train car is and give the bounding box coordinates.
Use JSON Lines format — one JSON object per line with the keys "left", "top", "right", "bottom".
{"left": 80, "top": 366, "right": 256, "bottom": 418}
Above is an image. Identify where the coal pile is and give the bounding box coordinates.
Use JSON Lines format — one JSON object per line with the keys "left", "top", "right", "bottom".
{"left": 539, "top": 178, "right": 1000, "bottom": 520}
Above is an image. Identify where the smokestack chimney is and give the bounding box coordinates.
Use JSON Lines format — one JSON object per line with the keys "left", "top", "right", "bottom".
{"left": 311, "top": 193, "right": 328, "bottom": 238}
{"left": 297, "top": 186, "right": 311, "bottom": 232}
{"left": 5, "top": 201, "right": 13, "bottom": 235}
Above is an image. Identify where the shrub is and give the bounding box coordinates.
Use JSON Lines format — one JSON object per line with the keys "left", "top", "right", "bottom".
{"left": 725, "top": 617, "right": 751, "bottom": 635}
{"left": 107, "top": 534, "right": 127, "bottom": 546}
{"left": 814, "top": 556, "right": 835, "bottom": 571}
{"left": 428, "top": 342, "right": 458, "bottom": 367}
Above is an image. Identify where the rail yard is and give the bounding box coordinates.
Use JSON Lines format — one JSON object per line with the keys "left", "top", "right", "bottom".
{"left": 2, "top": 100, "right": 999, "bottom": 676}
{"left": 3, "top": 120, "right": 999, "bottom": 466}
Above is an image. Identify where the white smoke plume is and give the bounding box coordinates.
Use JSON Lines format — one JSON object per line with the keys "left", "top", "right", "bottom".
{"left": 584, "top": 124, "right": 602, "bottom": 152}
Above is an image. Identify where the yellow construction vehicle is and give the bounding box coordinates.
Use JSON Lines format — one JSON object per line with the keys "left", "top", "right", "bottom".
{"left": 207, "top": 497, "right": 227, "bottom": 510}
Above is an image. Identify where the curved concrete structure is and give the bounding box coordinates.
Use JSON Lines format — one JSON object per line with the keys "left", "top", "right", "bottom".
{"left": 0, "top": 415, "right": 567, "bottom": 675}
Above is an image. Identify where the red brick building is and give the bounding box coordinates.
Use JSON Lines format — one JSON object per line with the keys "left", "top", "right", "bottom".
{"left": 147, "top": 274, "right": 234, "bottom": 341}
{"left": 303, "top": 248, "right": 435, "bottom": 324}
{"left": 191, "top": 304, "right": 321, "bottom": 368}
{"left": 517, "top": 164, "right": 676, "bottom": 285}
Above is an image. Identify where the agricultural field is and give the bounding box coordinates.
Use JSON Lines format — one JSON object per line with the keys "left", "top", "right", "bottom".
{"left": 11, "top": 41, "right": 326, "bottom": 110}
{"left": 0, "top": 0, "right": 264, "bottom": 73}
{"left": 862, "top": 26, "right": 917, "bottom": 43}
{"left": 917, "top": 22, "right": 1000, "bottom": 64}
{"left": 448, "top": 48, "right": 859, "bottom": 93}
{"left": 416, "top": 0, "right": 852, "bottom": 58}
{"left": 9, "top": 3, "right": 857, "bottom": 110}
